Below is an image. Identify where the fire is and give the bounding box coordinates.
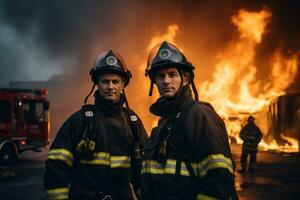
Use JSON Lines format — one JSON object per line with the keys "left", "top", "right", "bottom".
{"left": 231, "top": 9, "right": 271, "bottom": 43}
{"left": 259, "top": 134, "right": 299, "bottom": 153}
{"left": 197, "top": 8, "right": 299, "bottom": 151}
{"left": 147, "top": 25, "right": 179, "bottom": 51}
{"left": 200, "top": 9, "right": 272, "bottom": 117}
{"left": 263, "top": 49, "right": 299, "bottom": 97}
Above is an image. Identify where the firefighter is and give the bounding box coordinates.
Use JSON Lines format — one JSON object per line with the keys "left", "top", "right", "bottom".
{"left": 44, "top": 50, "right": 148, "bottom": 200}
{"left": 141, "top": 41, "right": 238, "bottom": 200}
{"left": 239, "top": 116, "right": 262, "bottom": 173}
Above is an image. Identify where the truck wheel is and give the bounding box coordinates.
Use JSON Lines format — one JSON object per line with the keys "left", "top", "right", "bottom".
{"left": 0, "top": 144, "right": 17, "bottom": 165}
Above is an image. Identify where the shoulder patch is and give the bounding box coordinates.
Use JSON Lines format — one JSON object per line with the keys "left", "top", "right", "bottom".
{"left": 130, "top": 115, "right": 138, "bottom": 122}
{"left": 85, "top": 111, "right": 94, "bottom": 117}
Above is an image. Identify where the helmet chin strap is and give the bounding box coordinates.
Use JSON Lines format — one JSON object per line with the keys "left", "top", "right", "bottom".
{"left": 122, "top": 89, "right": 130, "bottom": 109}
{"left": 191, "top": 80, "right": 199, "bottom": 101}
{"left": 148, "top": 81, "right": 154, "bottom": 96}
{"left": 84, "top": 83, "right": 96, "bottom": 104}
{"left": 178, "top": 69, "right": 199, "bottom": 101}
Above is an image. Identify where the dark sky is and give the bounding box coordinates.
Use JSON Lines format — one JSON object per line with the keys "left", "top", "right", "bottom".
{"left": 0, "top": 0, "right": 299, "bottom": 90}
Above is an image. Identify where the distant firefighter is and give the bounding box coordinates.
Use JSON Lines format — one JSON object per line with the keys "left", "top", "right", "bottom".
{"left": 239, "top": 116, "right": 262, "bottom": 173}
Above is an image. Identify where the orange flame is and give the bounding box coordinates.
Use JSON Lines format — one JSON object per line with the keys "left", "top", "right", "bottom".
{"left": 200, "top": 9, "right": 272, "bottom": 117}
{"left": 197, "top": 8, "right": 299, "bottom": 151}
{"left": 147, "top": 25, "right": 179, "bottom": 51}
{"left": 259, "top": 134, "right": 299, "bottom": 153}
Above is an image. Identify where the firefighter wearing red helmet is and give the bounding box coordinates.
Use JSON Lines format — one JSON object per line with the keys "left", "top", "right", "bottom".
{"left": 239, "top": 115, "right": 262, "bottom": 173}
{"left": 44, "top": 50, "right": 148, "bottom": 200}
{"left": 141, "top": 41, "right": 238, "bottom": 199}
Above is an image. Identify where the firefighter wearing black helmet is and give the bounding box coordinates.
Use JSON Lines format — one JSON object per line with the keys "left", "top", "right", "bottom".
{"left": 44, "top": 50, "right": 148, "bottom": 200}
{"left": 239, "top": 115, "right": 262, "bottom": 173}
{"left": 141, "top": 41, "right": 238, "bottom": 200}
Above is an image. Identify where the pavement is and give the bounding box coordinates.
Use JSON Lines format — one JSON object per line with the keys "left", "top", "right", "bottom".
{"left": 232, "top": 144, "right": 300, "bottom": 200}
{"left": 0, "top": 144, "right": 299, "bottom": 200}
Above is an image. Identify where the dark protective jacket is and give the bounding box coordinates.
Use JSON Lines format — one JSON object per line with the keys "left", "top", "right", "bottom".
{"left": 239, "top": 122, "right": 262, "bottom": 152}
{"left": 141, "top": 88, "right": 237, "bottom": 200}
{"left": 44, "top": 92, "right": 148, "bottom": 200}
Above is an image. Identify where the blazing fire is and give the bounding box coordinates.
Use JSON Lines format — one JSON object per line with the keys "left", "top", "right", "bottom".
{"left": 197, "top": 8, "right": 299, "bottom": 152}
{"left": 199, "top": 9, "right": 272, "bottom": 116}
{"left": 259, "top": 135, "right": 299, "bottom": 153}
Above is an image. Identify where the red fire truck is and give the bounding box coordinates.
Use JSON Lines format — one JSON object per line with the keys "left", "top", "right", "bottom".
{"left": 0, "top": 88, "right": 50, "bottom": 164}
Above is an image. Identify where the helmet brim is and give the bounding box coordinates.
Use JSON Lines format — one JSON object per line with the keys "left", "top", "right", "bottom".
{"left": 91, "top": 67, "right": 131, "bottom": 86}
{"left": 148, "top": 62, "right": 194, "bottom": 81}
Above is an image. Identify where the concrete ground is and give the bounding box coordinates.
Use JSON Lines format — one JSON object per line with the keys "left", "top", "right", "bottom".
{"left": 232, "top": 144, "right": 300, "bottom": 200}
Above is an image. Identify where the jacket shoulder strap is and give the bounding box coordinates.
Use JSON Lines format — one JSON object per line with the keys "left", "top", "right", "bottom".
{"left": 121, "top": 108, "right": 142, "bottom": 157}
{"left": 121, "top": 108, "right": 143, "bottom": 190}
{"left": 172, "top": 100, "right": 198, "bottom": 178}
{"left": 80, "top": 104, "right": 95, "bottom": 139}
{"left": 76, "top": 104, "right": 97, "bottom": 160}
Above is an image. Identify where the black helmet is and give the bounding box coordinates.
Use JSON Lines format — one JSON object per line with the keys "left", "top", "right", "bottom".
{"left": 145, "top": 41, "right": 198, "bottom": 100}
{"left": 248, "top": 115, "right": 255, "bottom": 122}
{"left": 90, "top": 50, "right": 132, "bottom": 86}
{"left": 84, "top": 50, "right": 132, "bottom": 104}
{"left": 145, "top": 41, "right": 194, "bottom": 81}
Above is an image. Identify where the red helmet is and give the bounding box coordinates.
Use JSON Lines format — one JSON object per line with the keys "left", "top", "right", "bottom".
{"left": 90, "top": 50, "right": 131, "bottom": 86}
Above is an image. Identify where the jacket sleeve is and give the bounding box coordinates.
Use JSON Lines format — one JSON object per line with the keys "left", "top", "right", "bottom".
{"left": 186, "top": 103, "right": 237, "bottom": 200}
{"left": 256, "top": 126, "right": 263, "bottom": 143}
{"left": 239, "top": 126, "right": 247, "bottom": 141}
{"left": 44, "top": 113, "right": 79, "bottom": 200}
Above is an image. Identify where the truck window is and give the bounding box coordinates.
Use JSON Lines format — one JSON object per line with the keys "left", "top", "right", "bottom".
{"left": 23, "top": 100, "right": 45, "bottom": 123}
{"left": 0, "top": 100, "right": 11, "bottom": 123}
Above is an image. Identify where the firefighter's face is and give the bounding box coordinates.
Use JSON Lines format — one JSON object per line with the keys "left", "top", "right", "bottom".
{"left": 154, "top": 67, "right": 188, "bottom": 98}
{"left": 97, "top": 73, "right": 124, "bottom": 102}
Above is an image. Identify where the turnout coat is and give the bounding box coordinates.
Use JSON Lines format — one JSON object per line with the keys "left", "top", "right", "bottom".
{"left": 141, "top": 95, "right": 237, "bottom": 200}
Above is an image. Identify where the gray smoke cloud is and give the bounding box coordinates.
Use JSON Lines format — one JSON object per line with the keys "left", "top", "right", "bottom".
{"left": 0, "top": 3, "right": 77, "bottom": 87}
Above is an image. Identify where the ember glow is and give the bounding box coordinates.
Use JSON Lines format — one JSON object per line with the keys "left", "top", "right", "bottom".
{"left": 142, "top": 8, "right": 299, "bottom": 152}
{"left": 259, "top": 135, "right": 299, "bottom": 153}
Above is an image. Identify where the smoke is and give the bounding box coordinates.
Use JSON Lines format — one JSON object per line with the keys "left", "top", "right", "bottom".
{"left": 1, "top": 0, "right": 299, "bottom": 84}
{"left": 0, "top": 2, "right": 77, "bottom": 87}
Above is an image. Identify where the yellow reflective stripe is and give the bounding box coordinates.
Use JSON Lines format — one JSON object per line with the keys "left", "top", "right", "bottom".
{"left": 46, "top": 187, "right": 69, "bottom": 200}
{"left": 80, "top": 152, "right": 130, "bottom": 168}
{"left": 141, "top": 159, "right": 190, "bottom": 176}
{"left": 47, "top": 149, "right": 74, "bottom": 167}
{"left": 196, "top": 193, "right": 218, "bottom": 200}
{"left": 110, "top": 156, "right": 131, "bottom": 168}
{"left": 80, "top": 152, "right": 110, "bottom": 165}
{"left": 142, "top": 154, "right": 233, "bottom": 177}
{"left": 192, "top": 154, "right": 233, "bottom": 177}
